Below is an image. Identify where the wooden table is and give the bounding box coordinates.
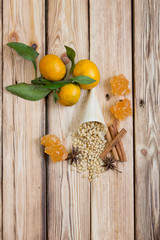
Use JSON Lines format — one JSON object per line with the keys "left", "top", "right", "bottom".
{"left": 1, "top": 0, "right": 159, "bottom": 239}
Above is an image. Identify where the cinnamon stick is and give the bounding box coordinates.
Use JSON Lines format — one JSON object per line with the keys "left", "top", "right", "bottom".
{"left": 108, "top": 123, "right": 124, "bottom": 162}
{"left": 105, "top": 130, "right": 119, "bottom": 160}
{"left": 100, "top": 128, "right": 127, "bottom": 160}
{"left": 109, "top": 124, "right": 123, "bottom": 161}
{"left": 113, "top": 123, "right": 127, "bottom": 162}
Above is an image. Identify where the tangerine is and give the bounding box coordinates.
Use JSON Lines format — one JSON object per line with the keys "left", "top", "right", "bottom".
{"left": 41, "top": 134, "right": 68, "bottom": 162}
{"left": 110, "top": 74, "right": 131, "bottom": 96}
{"left": 73, "top": 59, "right": 100, "bottom": 89}
{"left": 110, "top": 99, "right": 132, "bottom": 120}
{"left": 58, "top": 83, "right": 81, "bottom": 106}
{"left": 39, "top": 54, "right": 66, "bottom": 81}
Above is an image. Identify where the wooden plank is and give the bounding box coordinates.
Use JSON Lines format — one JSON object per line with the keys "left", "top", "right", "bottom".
{"left": 134, "top": 0, "right": 160, "bottom": 239}
{"left": 47, "top": 1, "right": 90, "bottom": 239}
{"left": 90, "top": 0, "right": 134, "bottom": 239}
{"left": 0, "top": 0, "right": 2, "bottom": 238}
{"left": 3, "top": 0, "right": 46, "bottom": 239}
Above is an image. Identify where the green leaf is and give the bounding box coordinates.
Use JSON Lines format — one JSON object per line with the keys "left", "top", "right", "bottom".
{"left": 7, "top": 42, "right": 39, "bottom": 78}
{"left": 6, "top": 83, "right": 51, "bottom": 101}
{"left": 43, "top": 80, "right": 72, "bottom": 89}
{"left": 7, "top": 42, "right": 39, "bottom": 61}
{"left": 64, "top": 45, "right": 76, "bottom": 73}
{"left": 53, "top": 90, "right": 59, "bottom": 103}
{"left": 41, "top": 75, "right": 96, "bottom": 89}
{"left": 70, "top": 75, "right": 96, "bottom": 84}
{"left": 31, "top": 77, "right": 52, "bottom": 85}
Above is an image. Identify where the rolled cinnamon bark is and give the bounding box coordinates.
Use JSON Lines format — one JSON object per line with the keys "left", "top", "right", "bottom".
{"left": 109, "top": 122, "right": 127, "bottom": 162}
{"left": 105, "top": 130, "right": 119, "bottom": 161}
{"left": 100, "top": 129, "right": 127, "bottom": 160}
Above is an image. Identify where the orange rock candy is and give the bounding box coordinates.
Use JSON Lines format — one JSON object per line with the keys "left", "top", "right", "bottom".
{"left": 41, "top": 134, "right": 68, "bottom": 162}
{"left": 110, "top": 99, "right": 132, "bottom": 120}
{"left": 110, "top": 74, "right": 131, "bottom": 96}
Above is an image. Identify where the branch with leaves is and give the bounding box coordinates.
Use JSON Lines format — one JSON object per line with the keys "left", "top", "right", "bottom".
{"left": 6, "top": 43, "right": 96, "bottom": 102}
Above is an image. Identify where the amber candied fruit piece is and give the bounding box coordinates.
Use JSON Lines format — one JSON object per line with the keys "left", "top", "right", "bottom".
{"left": 110, "top": 74, "right": 131, "bottom": 96}
{"left": 41, "top": 134, "right": 68, "bottom": 163}
{"left": 110, "top": 99, "right": 132, "bottom": 120}
{"left": 41, "top": 134, "right": 61, "bottom": 146}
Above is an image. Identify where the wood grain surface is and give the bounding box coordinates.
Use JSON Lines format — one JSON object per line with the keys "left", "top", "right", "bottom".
{"left": 0, "top": 0, "right": 2, "bottom": 238}
{"left": 2, "top": 0, "right": 46, "bottom": 239}
{"left": 134, "top": 0, "right": 160, "bottom": 239}
{"left": 0, "top": 0, "right": 159, "bottom": 239}
{"left": 90, "top": 0, "right": 134, "bottom": 239}
{"left": 47, "top": 0, "right": 90, "bottom": 239}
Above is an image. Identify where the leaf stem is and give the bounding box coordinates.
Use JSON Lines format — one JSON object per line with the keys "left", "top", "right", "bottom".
{"left": 32, "top": 60, "right": 37, "bottom": 79}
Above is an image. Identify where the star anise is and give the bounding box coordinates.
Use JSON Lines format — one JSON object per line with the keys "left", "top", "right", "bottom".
{"left": 102, "top": 156, "right": 121, "bottom": 173}
{"left": 66, "top": 146, "right": 81, "bottom": 165}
